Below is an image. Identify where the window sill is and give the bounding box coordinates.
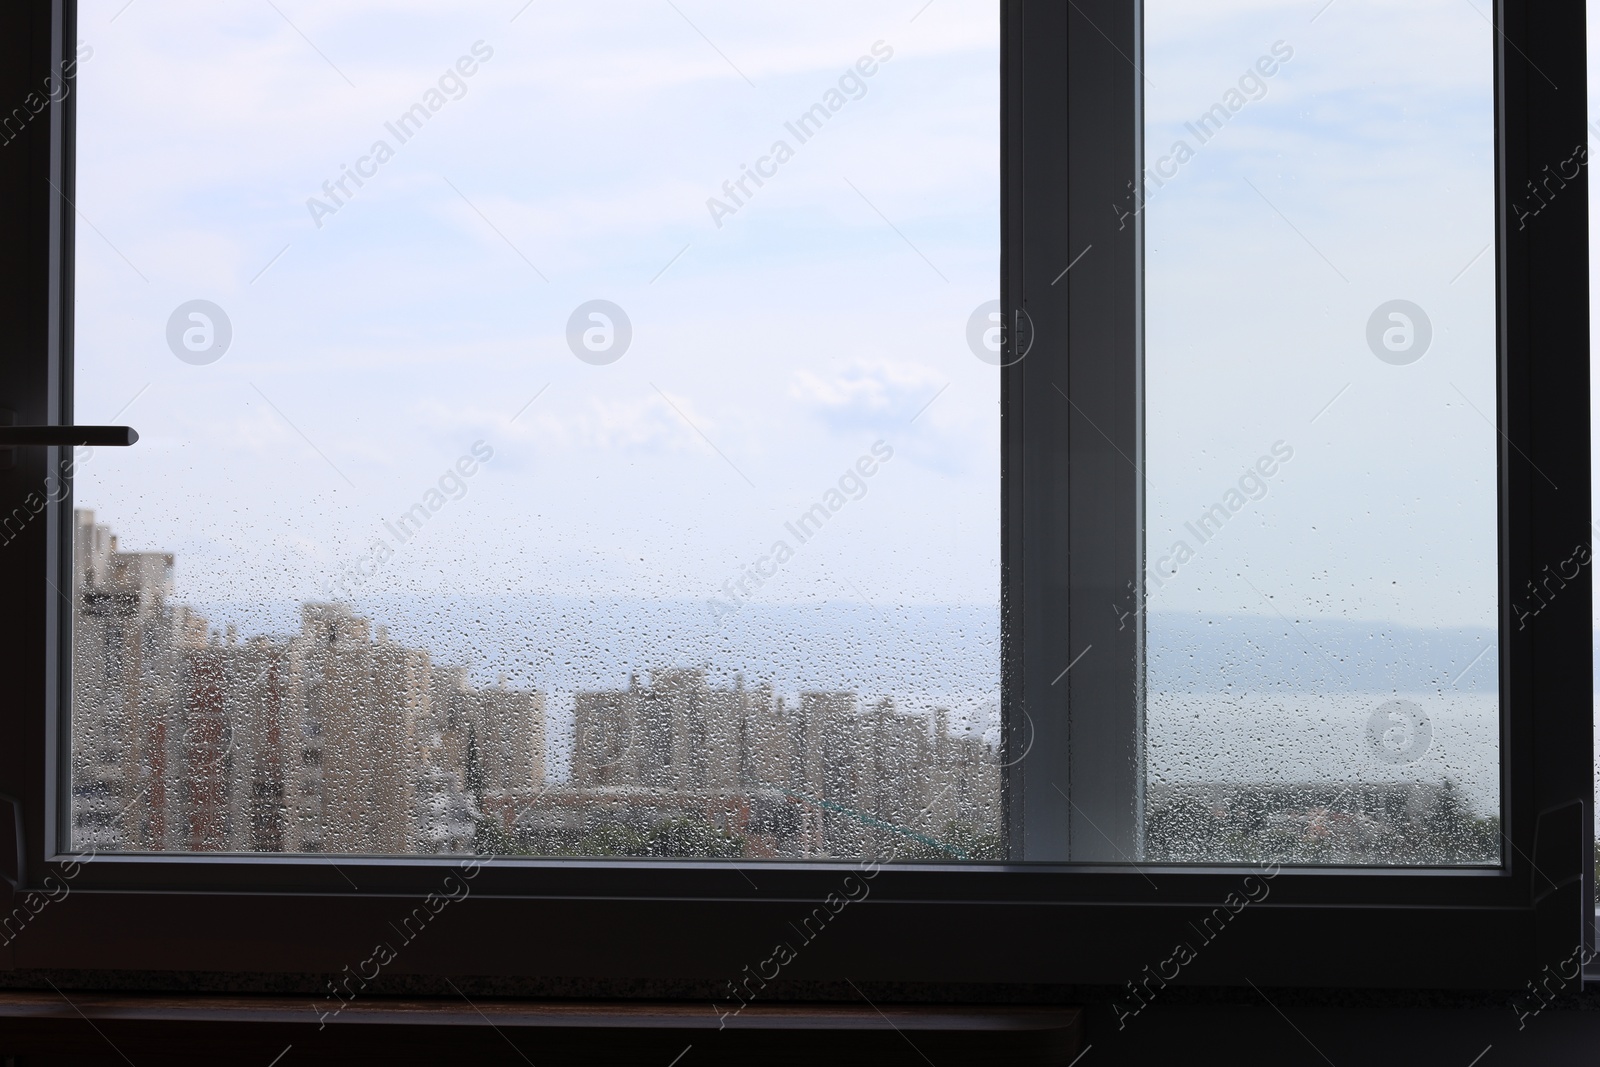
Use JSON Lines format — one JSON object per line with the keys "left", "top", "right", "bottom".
{"left": 0, "top": 993, "right": 1082, "bottom": 1065}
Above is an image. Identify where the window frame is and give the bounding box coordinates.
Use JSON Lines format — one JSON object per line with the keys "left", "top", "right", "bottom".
{"left": 0, "top": 0, "right": 1590, "bottom": 990}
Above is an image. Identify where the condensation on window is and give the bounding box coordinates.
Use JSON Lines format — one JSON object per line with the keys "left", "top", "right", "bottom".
{"left": 69, "top": 1, "right": 1002, "bottom": 859}
{"left": 1141, "top": 0, "right": 1500, "bottom": 865}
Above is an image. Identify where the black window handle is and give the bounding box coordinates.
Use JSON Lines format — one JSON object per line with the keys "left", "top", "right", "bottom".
{"left": 0, "top": 426, "right": 139, "bottom": 446}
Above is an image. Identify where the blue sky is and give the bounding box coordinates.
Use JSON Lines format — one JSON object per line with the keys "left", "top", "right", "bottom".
{"left": 74, "top": 0, "right": 1498, "bottom": 641}
{"left": 1144, "top": 0, "right": 1498, "bottom": 635}
{"left": 72, "top": 0, "right": 1001, "bottom": 646}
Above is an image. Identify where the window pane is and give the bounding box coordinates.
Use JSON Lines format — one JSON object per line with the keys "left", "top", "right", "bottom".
{"left": 70, "top": 1, "right": 1001, "bottom": 858}
{"left": 1143, "top": 0, "right": 1500, "bottom": 864}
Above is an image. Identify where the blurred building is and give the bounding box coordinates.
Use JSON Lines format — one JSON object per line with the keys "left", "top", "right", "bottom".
{"left": 562, "top": 669, "right": 1002, "bottom": 859}
{"left": 71, "top": 513, "right": 492, "bottom": 855}
{"left": 69, "top": 512, "right": 1002, "bottom": 861}
{"left": 72, "top": 509, "right": 195, "bottom": 850}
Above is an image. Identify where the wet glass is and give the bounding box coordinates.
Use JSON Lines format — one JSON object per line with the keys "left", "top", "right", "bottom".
{"left": 69, "top": 1, "right": 1002, "bottom": 858}
{"left": 1142, "top": 0, "right": 1501, "bottom": 864}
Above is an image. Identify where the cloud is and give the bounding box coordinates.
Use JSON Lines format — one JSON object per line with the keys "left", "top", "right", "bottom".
{"left": 510, "top": 390, "right": 719, "bottom": 454}
{"left": 788, "top": 360, "right": 945, "bottom": 430}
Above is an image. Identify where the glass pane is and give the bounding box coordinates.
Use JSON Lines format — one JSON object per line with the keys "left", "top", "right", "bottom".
{"left": 1143, "top": 0, "right": 1500, "bottom": 864}
{"left": 70, "top": 1, "right": 1001, "bottom": 858}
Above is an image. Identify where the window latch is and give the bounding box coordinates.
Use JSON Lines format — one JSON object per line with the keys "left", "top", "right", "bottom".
{"left": 0, "top": 426, "right": 139, "bottom": 447}
{"left": 0, "top": 413, "right": 139, "bottom": 470}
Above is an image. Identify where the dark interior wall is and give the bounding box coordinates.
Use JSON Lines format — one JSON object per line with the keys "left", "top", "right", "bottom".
{"left": 3, "top": 977, "right": 1600, "bottom": 1066}
{"left": 1102, "top": 1002, "right": 1600, "bottom": 1067}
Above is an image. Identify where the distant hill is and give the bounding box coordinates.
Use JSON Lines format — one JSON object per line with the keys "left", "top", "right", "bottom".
{"left": 179, "top": 595, "right": 1501, "bottom": 698}
{"left": 1149, "top": 612, "right": 1498, "bottom": 694}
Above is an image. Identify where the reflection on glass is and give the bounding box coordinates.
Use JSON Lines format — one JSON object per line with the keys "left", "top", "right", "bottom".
{"left": 70, "top": 1, "right": 1001, "bottom": 859}
{"left": 1142, "top": 0, "right": 1500, "bottom": 864}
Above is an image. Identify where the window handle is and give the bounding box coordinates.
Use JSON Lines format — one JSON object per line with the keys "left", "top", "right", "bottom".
{"left": 0, "top": 426, "right": 138, "bottom": 447}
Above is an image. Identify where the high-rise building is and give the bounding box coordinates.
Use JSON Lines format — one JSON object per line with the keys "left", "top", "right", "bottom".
{"left": 69, "top": 512, "right": 999, "bottom": 860}
{"left": 72, "top": 509, "right": 199, "bottom": 850}
{"left": 177, "top": 629, "right": 292, "bottom": 851}
{"left": 288, "top": 604, "right": 419, "bottom": 853}
{"left": 572, "top": 669, "right": 781, "bottom": 792}
{"left": 565, "top": 669, "right": 1001, "bottom": 859}
{"left": 70, "top": 512, "right": 492, "bottom": 855}
{"left": 431, "top": 666, "right": 545, "bottom": 843}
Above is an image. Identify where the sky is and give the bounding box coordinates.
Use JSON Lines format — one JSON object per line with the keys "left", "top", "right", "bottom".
{"left": 71, "top": 0, "right": 1002, "bottom": 700}
{"left": 1141, "top": 0, "right": 1499, "bottom": 804}
{"left": 1143, "top": 0, "right": 1498, "bottom": 632}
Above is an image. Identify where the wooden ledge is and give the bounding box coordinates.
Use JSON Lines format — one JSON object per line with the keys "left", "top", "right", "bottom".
{"left": 0, "top": 991, "right": 1078, "bottom": 1032}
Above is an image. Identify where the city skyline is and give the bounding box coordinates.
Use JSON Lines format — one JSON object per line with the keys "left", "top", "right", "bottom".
{"left": 70, "top": 508, "right": 1499, "bottom": 867}
{"left": 70, "top": 509, "right": 1003, "bottom": 860}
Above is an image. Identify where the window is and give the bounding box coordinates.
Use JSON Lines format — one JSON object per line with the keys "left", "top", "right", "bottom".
{"left": 68, "top": 0, "right": 1003, "bottom": 862}
{"left": 0, "top": 0, "right": 1589, "bottom": 992}
{"left": 1143, "top": 0, "right": 1499, "bottom": 865}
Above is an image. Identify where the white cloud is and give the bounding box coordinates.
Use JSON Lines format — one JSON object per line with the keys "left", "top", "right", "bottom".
{"left": 788, "top": 359, "right": 945, "bottom": 422}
